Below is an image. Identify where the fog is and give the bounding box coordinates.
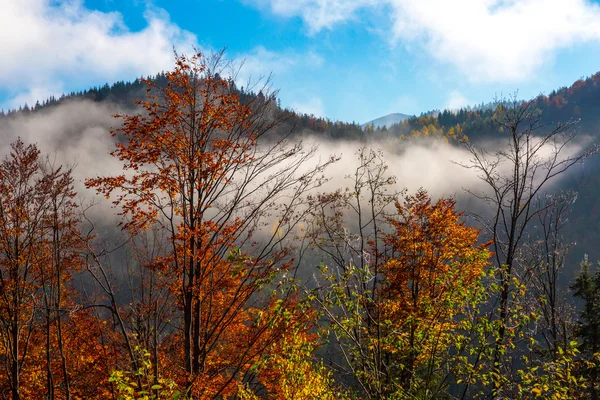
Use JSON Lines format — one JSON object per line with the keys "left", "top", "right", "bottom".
{"left": 309, "top": 136, "right": 484, "bottom": 199}
{"left": 0, "top": 99, "right": 586, "bottom": 252}
{"left": 0, "top": 100, "right": 490, "bottom": 217}
{"left": 0, "top": 100, "right": 127, "bottom": 225}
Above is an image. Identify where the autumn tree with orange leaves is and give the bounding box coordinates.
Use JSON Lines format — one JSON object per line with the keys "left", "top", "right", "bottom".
{"left": 86, "top": 51, "right": 334, "bottom": 397}
{"left": 0, "top": 140, "right": 75, "bottom": 400}
{"left": 381, "top": 190, "right": 489, "bottom": 394}
{"left": 0, "top": 140, "right": 114, "bottom": 400}
{"left": 310, "top": 181, "right": 489, "bottom": 398}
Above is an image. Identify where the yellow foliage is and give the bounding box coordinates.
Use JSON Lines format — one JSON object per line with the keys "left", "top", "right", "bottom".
{"left": 240, "top": 331, "right": 348, "bottom": 400}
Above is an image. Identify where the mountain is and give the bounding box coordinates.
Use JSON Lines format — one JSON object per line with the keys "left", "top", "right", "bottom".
{"left": 4, "top": 71, "right": 600, "bottom": 277}
{"left": 363, "top": 112, "right": 413, "bottom": 129}
{"left": 391, "top": 71, "right": 600, "bottom": 277}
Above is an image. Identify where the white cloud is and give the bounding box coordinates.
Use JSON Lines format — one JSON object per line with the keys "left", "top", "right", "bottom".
{"left": 249, "top": 0, "right": 600, "bottom": 82}
{"left": 389, "top": 0, "right": 600, "bottom": 82}
{"left": 249, "top": 0, "right": 378, "bottom": 33}
{"left": 445, "top": 91, "right": 469, "bottom": 111}
{"left": 290, "top": 96, "right": 325, "bottom": 117}
{"left": 0, "top": 0, "right": 198, "bottom": 108}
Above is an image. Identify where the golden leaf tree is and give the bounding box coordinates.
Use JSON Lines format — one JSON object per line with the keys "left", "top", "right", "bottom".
{"left": 310, "top": 181, "right": 489, "bottom": 398}
{"left": 381, "top": 190, "right": 489, "bottom": 394}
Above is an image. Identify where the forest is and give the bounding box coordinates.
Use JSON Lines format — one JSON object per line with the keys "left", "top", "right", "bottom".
{"left": 1, "top": 51, "right": 600, "bottom": 400}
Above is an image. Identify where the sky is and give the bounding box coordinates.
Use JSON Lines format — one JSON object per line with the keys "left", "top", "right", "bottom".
{"left": 2, "top": 0, "right": 600, "bottom": 124}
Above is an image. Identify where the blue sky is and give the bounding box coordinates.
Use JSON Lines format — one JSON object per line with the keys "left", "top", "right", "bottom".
{"left": 2, "top": 0, "right": 600, "bottom": 123}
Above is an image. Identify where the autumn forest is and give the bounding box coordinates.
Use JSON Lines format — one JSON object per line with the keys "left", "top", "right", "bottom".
{"left": 2, "top": 50, "right": 600, "bottom": 400}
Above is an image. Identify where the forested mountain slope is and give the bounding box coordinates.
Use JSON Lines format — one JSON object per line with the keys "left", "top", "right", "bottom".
{"left": 3, "top": 71, "right": 600, "bottom": 276}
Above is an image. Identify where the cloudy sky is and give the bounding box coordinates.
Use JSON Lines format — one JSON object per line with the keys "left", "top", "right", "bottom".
{"left": 2, "top": 0, "right": 600, "bottom": 123}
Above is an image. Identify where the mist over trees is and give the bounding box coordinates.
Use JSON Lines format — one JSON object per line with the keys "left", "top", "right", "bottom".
{"left": 1, "top": 51, "right": 600, "bottom": 399}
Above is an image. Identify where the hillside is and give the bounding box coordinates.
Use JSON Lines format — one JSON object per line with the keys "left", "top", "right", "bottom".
{"left": 3, "top": 71, "right": 600, "bottom": 276}
{"left": 390, "top": 72, "right": 600, "bottom": 276}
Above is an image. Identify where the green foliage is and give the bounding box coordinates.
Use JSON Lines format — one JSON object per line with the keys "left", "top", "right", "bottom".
{"left": 311, "top": 191, "right": 493, "bottom": 399}
{"left": 517, "top": 341, "right": 586, "bottom": 399}
{"left": 109, "top": 347, "right": 186, "bottom": 400}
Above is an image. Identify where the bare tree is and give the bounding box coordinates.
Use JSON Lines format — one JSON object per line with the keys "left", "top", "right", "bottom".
{"left": 306, "top": 147, "right": 400, "bottom": 398}
{"left": 306, "top": 147, "right": 398, "bottom": 277}
{"left": 36, "top": 157, "right": 81, "bottom": 400}
{"left": 122, "top": 227, "right": 175, "bottom": 392}
{"left": 458, "top": 98, "right": 598, "bottom": 397}
{"left": 525, "top": 192, "right": 577, "bottom": 356}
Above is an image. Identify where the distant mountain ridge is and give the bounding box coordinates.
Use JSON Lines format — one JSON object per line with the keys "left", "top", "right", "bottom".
{"left": 363, "top": 113, "right": 414, "bottom": 129}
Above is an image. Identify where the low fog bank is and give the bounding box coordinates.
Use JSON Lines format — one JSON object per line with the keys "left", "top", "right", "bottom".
{"left": 0, "top": 100, "right": 586, "bottom": 225}
{"left": 0, "top": 100, "right": 493, "bottom": 227}
{"left": 0, "top": 100, "right": 589, "bottom": 278}
{"left": 306, "top": 136, "right": 484, "bottom": 199}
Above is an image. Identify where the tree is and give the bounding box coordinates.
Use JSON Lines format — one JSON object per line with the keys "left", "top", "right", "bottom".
{"left": 525, "top": 192, "right": 578, "bottom": 356}
{"left": 0, "top": 139, "right": 80, "bottom": 400}
{"left": 86, "top": 51, "right": 334, "bottom": 397}
{"left": 572, "top": 256, "right": 600, "bottom": 399}
{"left": 304, "top": 147, "right": 398, "bottom": 397}
{"left": 459, "top": 98, "right": 598, "bottom": 397}
{"left": 381, "top": 190, "right": 489, "bottom": 395}
{"left": 238, "top": 329, "right": 345, "bottom": 400}
{"left": 311, "top": 185, "right": 489, "bottom": 399}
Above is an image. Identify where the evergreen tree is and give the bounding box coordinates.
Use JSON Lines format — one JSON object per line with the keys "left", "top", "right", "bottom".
{"left": 572, "top": 255, "right": 600, "bottom": 399}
